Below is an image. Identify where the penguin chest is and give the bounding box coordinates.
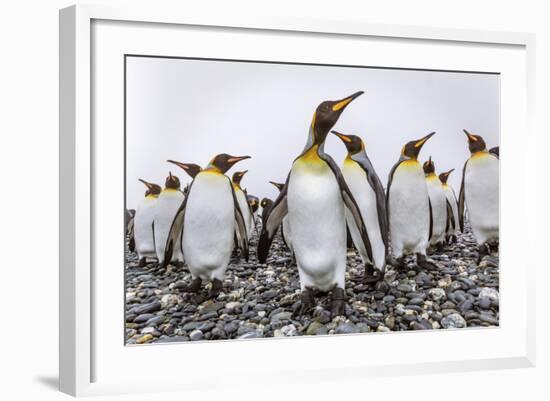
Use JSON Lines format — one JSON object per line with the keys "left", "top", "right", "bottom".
{"left": 426, "top": 176, "right": 447, "bottom": 243}
{"left": 154, "top": 190, "right": 185, "bottom": 262}
{"left": 464, "top": 153, "right": 499, "bottom": 242}
{"left": 389, "top": 161, "right": 430, "bottom": 253}
{"left": 183, "top": 173, "right": 235, "bottom": 275}
{"left": 341, "top": 161, "right": 385, "bottom": 267}
{"left": 288, "top": 160, "right": 346, "bottom": 279}
{"left": 134, "top": 197, "right": 158, "bottom": 257}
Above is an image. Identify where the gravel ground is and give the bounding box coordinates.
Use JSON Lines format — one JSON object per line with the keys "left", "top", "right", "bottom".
{"left": 125, "top": 221, "right": 499, "bottom": 344}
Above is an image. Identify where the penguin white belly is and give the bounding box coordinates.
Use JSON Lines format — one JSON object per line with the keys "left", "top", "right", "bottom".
{"left": 235, "top": 188, "right": 253, "bottom": 240}
{"left": 444, "top": 186, "right": 459, "bottom": 235}
{"left": 426, "top": 176, "right": 447, "bottom": 245}
{"left": 182, "top": 173, "right": 235, "bottom": 281}
{"left": 154, "top": 190, "right": 185, "bottom": 264}
{"left": 464, "top": 154, "right": 499, "bottom": 244}
{"left": 288, "top": 161, "right": 346, "bottom": 291}
{"left": 341, "top": 161, "right": 386, "bottom": 270}
{"left": 389, "top": 161, "right": 430, "bottom": 258}
{"left": 134, "top": 197, "right": 158, "bottom": 260}
{"left": 282, "top": 216, "right": 293, "bottom": 253}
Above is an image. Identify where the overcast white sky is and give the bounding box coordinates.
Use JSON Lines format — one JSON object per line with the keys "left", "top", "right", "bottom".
{"left": 126, "top": 56, "right": 499, "bottom": 209}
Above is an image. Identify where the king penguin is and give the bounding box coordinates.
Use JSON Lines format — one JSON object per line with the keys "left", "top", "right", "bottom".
{"left": 439, "top": 169, "right": 460, "bottom": 244}
{"left": 247, "top": 194, "right": 259, "bottom": 215}
{"left": 331, "top": 131, "right": 388, "bottom": 282}
{"left": 134, "top": 179, "right": 161, "bottom": 267}
{"left": 459, "top": 129, "right": 499, "bottom": 262}
{"left": 232, "top": 171, "right": 254, "bottom": 239}
{"left": 387, "top": 132, "right": 438, "bottom": 270}
{"left": 164, "top": 154, "right": 250, "bottom": 297}
{"left": 269, "top": 181, "right": 293, "bottom": 254}
{"left": 153, "top": 172, "right": 185, "bottom": 268}
{"left": 258, "top": 91, "right": 372, "bottom": 317}
{"left": 423, "top": 157, "right": 447, "bottom": 251}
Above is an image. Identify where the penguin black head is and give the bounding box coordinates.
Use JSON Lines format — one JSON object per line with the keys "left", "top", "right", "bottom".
{"left": 489, "top": 146, "right": 499, "bottom": 158}
{"left": 309, "top": 91, "right": 364, "bottom": 145}
{"left": 232, "top": 170, "right": 248, "bottom": 185}
{"left": 164, "top": 172, "right": 180, "bottom": 190}
{"left": 247, "top": 194, "right": 259, "bottom": 213}
{"left": 207, "top": 153, "right": 251, "bottom": 174}
{"left": 138, "top": 179, "right": 161, "bottom": 197}
{"left": 260, "top": 197, "right": 273, "bottom": 209}
{"left": 401, "top": 132, "right": 436, "bottom": 159}
{"left": 463, "top": 129, "right": 487, "bottom": 154}
{"left": 269, "top": 181, "right": 285, "bottom": 192}
{"left": 167, "top": 160, "right": 202, "bottom": 179}
{"left": 439, "top": 168, "right": 455, "bottom": 184}
{"left": 331, "top": 131, "right": 364, "bottom": 155}
{"left": 422, "top": 156, "right": 435, "bottom": 175}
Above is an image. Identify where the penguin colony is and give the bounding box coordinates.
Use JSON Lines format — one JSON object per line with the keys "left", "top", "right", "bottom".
{"left": 129, "top": 91, "right": 499, "bottom": 319}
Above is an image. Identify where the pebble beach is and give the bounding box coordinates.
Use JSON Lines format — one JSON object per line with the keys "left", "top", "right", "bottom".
{"left": 125, "top": 221, "right": 499, "bottom": 344}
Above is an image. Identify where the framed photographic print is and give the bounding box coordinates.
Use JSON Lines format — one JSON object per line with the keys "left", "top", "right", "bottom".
{"left": 59, "top": 4, "right": 536, "bottom": 396}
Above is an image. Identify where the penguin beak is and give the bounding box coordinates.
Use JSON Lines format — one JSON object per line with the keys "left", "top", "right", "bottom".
{"left": 331, "top": 91, "right": 364, "bottom": 112}
{"left": 448, "top": 168, "right": 455, "bottom": 175}
{"left": 331, "top": 130, "right": 352, "bottom": 143}
{"left": 167, "top": 160, "right": 195, "bottom": 172}
{"left": 269, "top": 181, "right": 284, "bottom": 191}
{"left": 463, "top": 129, "right": 478, "bottom": 142}
{"left": 227, "top": 155, "right": 251, "bottom": 165}
{"left": 138, "top": 178, "right": 154, "bottom": 190}
{"left": 414, "top": 132, "right": 436, "bottom": 149}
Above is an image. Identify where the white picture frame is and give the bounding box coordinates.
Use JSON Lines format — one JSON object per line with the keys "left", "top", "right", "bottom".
{"left": 59, "top": 4, "right": 536, "bottom": 397}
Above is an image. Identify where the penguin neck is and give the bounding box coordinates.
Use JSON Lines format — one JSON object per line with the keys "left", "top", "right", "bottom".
{"left": 470, "top": 150, "right": 489, "bottom": 159}
{"left": 162, "top": 188, "right": 179, "bottom": 193}
{"left": 204, "top": 165, "right": 223, "bottom": 175}
{"left": 145, "top": 194, "right": 158, "bottom": 199}
{"left": 232, "top": 182, "right": 243, "bottom": 192}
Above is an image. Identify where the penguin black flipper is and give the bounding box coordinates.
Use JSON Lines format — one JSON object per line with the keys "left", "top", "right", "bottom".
{"left": 458, "top": 160, "right": 468, "bottom": 232}
{"left": 428, "top": 198, "right": 433, "bottom": 242}
{"left": 164, "top": 182, "right": 193, "bottom": 267}
{"left": 257, "top": 175, "right": 290, "bottom": 263}
{"left": 319, "top": 152, "right": 373, "bottom": 261}
{"left": 229, "top": 178, "right": 249, "bottom": 261}
{"left": 385, "top": 160, "right": 401, "bottom": 227}
{"left": 353, "top": 155, "right": 389, "bottom": 248}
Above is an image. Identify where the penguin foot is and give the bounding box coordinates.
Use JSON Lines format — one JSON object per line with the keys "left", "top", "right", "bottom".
{"left": 435, "top": 242, "right": 445, "bottom": 253}
{"left": 364, "top": 264, "right": 383, "bottom": 284}
{"left": 450, "top": 235, "right": 458, "bottom": 244}
{"left": 181, "top": 277, "right": 202, "bottom": 293}
{"left": 477, "top": 244, "right": 490, "bottom": 264}
{"left": 173, "top": 261, "right": 185, "bottom": 269}
{"left": 330, "top": 287, "right": 346, "bottom": 318}
{"left": 391, "top": 257, "right": 408, "bottom": 271}
{"left": 138, "top": 257, "right": 147, "bottom": 268}
{"left": 416, "top": 253, "right": 438, "bottom": 271}
{"left": 209, "top": 279, "right": 223, "bottom": 298}
{"left": 292, "top": 288, "right": 315, "bottom": 318}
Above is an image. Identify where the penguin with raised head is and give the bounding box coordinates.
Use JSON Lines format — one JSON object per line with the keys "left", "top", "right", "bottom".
{"left": 134, "top": 179, "right": 161, "bottom": 267}
{"left": 387, "top": 132, "right": 438, "bottom": 270}
{"left": 331, "top": 131, "right": 388, "bottom": 282}
{"left": 439, "top": 169, "right": 459, "bottom": 244}
{"left": 232, "top": 171, "right": 254, "bottom": 239}
{"left": 260, "top": 197, "right": 273, "bottom": 228}
{"left": 165, "top": 154, "right": 250, "bottom": 297}
{"left": 269, "top": 181, "right": 293, "bottom": 254}
{"left": 423, "top": 156, "right": 447, "bottom": 251}
{"left": 459, "top": 129, "right": 499, "bottom": 262}
{"left": 153, "top": 172, "right": 185, "bottom": 268}
{"left": 258, "top": 91, "right": 372, "bottom": 317}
